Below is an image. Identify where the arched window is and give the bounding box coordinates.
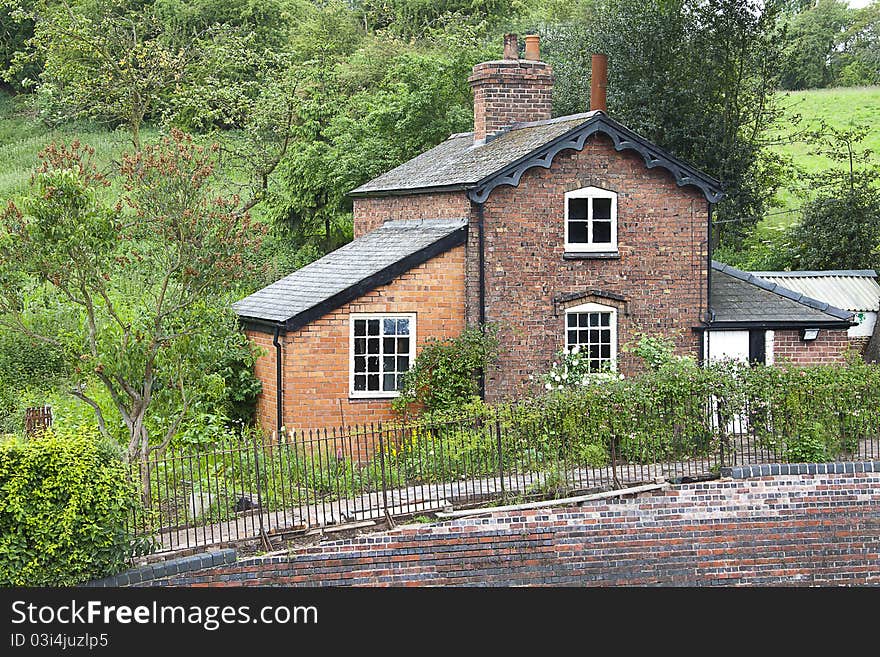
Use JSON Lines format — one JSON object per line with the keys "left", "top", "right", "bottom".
{"left": 564, "top": 302, "right": 617, "bottom": 372}
{"left": 564, "top": 186, "right": 618, "bottom": 254}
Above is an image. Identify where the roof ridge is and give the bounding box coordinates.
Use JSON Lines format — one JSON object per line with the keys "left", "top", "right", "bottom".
{"left": 752, "top": 269, "right": 878, "bottom": 278}
{"left": 711, "top": 260, "right": 854, "bottom": 322}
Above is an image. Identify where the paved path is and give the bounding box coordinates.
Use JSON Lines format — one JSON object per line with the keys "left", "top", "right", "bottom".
{"left": 152, "top": 455, "right": 717, "bottom": 553}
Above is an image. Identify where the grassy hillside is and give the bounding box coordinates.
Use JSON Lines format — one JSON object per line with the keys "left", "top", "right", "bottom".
{"left": 762, "top": 86, "right": 880, "bottom": 230}
{"left": 0, "top": 92, "right": 165, "bottom": 202}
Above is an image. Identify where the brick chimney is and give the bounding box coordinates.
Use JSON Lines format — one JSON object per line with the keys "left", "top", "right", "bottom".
{"left": 468, "top": 34, "right": 554, "bottom": 144}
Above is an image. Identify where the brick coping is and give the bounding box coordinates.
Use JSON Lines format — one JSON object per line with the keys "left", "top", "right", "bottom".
{"left": 720, "top": 461, "right": 880, "bottom": 479}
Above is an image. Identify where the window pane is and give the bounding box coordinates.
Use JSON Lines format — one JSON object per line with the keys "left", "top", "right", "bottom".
{"left": 568, "top": 198, "right": 588, "bottom": 220}
{"left": 367, "top": 319, "right": 380, "bottom": 336}
{"left": 383, "top": 318, "right": 397, "bottom": 335}
{"left": 593, "top": 220, "right": 612, "bottom": 244}
{"left": 593, "top": 197, "right": 612, "bottom": 220}
{"left": 367, "top": 338, "right": 379, "bottom": 354}
{"left": 578, "top": 314, "right": 589, "bottom": 328}
{"left": 383, "top": 337, "right": 396, "bottom": 354}
{"left": 383, "top": 373, "right": 396, "bottom": 391}
{"left": 600, "top": 329, "right": 611, "bottom": 342}
{"left": 589, "top": 314, "right": 599, "bottom": 327}
{"left": 579, "top": 330, "right": 589, "bottom": 344}
{"left": 567, "top": 330, "right": 578, "bottom": 346}
{"left": 354, "top": 375, "right": 366, "bottom": 391}
{"left": 397, "top": 318, "right": 410, "bottom": 335}
{"left": 600, "top": 314, "right": 610, "bottom": 327}
{"left": 397, "top": 356, "right": 409, "bottom": 372}
{"left": 396, "top": 375, "right": 405, "bottom": 389}
{"left": 590, "top": 345, "right": 600, "bottom": 359}
{"left": 354, "top": 356, "right": 366, "bottom": 373}
{"left": 568, "top": 221, "right": 588, "bottom": 243}
{"left": 397, "top": 337, "right": 410, "bottom": 354}
{"left": 367, "top": 374, "right": 380, "bottom": 390}
{"left": 354, "top": 319, "right": 366, "bottom": 336}
{"left": 354, "top": 338, "right": 366, "bottom": 355}
{"left": 567, "top": 314, "right": 577, "bottom": 328}
{"left": 601, "top": 345, "right": 611, "bottom": 359}
{"left": 367, "top": 355, "right": 379, "bottom": 372}
{"left": 383, "top": 356, "right": 395, "bottom": 372}
{"left": 589, "top": 329, "right": 599, "bottom": 343}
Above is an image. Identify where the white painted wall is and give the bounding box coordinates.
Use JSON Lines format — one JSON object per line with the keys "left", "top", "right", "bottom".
{"left": 705, "top": 330, "right": 749, "bottom": 363}
{"left": 848, "top": 311, "right": 876, "bottom": 338}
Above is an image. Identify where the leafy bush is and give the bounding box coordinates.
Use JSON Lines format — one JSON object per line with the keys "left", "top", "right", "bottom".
{"left": 0, "top": 427, "right": 142, "bottom": 586}
{"left": 393, "top": 324, "right": 500, "bottom": 415}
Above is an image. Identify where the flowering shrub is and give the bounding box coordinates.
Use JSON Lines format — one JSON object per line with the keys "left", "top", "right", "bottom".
{"left": 538, "top": 345, "right": 622, "bottom": 391}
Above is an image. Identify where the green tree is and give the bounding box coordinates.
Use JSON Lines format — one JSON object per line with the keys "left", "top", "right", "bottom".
{"left": 0, "top": 132, "right": 265, "bottom": 465}
{"left": 778, "top": 0, "right": 855, "bottom": 90}
{"left": 788, "top": 122, "right": 880, "bottom": 270}
{"left": 543, "top": 0, "right": 789, "bottom": 249}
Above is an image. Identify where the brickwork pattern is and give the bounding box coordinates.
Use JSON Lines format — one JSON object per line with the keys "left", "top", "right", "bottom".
{"left": 248, "top": 246, "right": 467, "bottom": 437}
{"left": 473, "top": 134, "right": 709, "bottom": 400}
{"left": 352, "top": 192, "right": 472, "bottom": 237}
{"left": 468, "top": 60, "right": 554, "bottom": 142}
{"left": 773, "top": 328, "right": 853, "bottom": 365}
{"left": 145, "top": 470, "right": 880, "bottom": 587}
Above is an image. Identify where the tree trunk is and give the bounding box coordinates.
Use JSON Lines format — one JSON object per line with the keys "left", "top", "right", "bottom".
{"left": 863, "top": 318, "right": 880, "bottom": 364}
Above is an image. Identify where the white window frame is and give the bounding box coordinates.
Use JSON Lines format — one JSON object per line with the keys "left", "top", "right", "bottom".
{"left": 564, "top": 186, "right": 618, "bottom": 254}
{"left": 564, "top": 302, "right": 618, "bottom": 372}
{"left": 349, "top": 312, "right": 417, "bottom": 399}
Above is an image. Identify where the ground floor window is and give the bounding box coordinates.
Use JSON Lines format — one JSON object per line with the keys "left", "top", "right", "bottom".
{"left": 564, "top": 302, "right": 617, "bottom": 372}
{"left": 350, "top": 313, "right": 416, "bottom": 397}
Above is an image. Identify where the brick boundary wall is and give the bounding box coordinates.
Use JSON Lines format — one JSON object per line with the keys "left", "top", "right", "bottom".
{"left": 105, "top": 464, "right": 880, "bottom": 587}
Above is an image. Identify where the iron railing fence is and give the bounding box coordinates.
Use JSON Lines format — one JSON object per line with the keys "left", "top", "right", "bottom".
{"left": 127, "top": 388, "right": 880, "bottom": 556}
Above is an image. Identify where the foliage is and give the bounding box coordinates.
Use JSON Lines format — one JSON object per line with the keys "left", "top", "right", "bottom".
{"left": 393, "top": 324, "right": 501, "bottom": 415}
{"left": 0, "top": 426, "right": 144, "bottom": 586}
{"left": 0, "top": 132, "right": 265, "bottom": 465}
{"left": 778, "top": 0, "right": 880, "bottom": 90}
{"left": 538, "top": 344, "right": 620, "bottom": 391}
{"left": 787, "top": 121, "right": 880, "bottom": 270}
{"left": 544, "top": 0, "right": 789, "bottom": 248}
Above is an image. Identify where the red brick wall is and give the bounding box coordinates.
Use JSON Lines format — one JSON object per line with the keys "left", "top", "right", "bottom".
{"left": 475, "top": 133, "right": 709, "bottom": 400}
{"left": 248, "top": 245, "right": 466, "bottom": 438}
{"left": 146, "top": 470, "right": 880, "bottom": 587}
{"left": 468, "top": 60, "right": 553, "bottom": 142}
{"left": 773, "top": 328, "right": 852, "bottom": 365}
{"left": 352, "top": 193, "right": 471, "bottom": 238}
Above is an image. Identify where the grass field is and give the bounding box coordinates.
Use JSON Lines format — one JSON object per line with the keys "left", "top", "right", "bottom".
{"left": 762, "top": 86, "right": 880, "bottom": 230}
{"left": 0, "top": 92, "right": 163, "bottom": 202}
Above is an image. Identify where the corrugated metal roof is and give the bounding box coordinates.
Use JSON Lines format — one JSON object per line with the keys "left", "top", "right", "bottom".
{"left": 752, "top": 270, "right": 880, "bottom": 313}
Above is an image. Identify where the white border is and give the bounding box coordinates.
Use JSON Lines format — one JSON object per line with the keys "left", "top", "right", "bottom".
{"left": 349, "top": 312, "right": 417, "bottom": 399}
{"left": 564, "top": 186, "right": 618, "bottom": 254}
{"left": 564, "top": 302, "right": 618, "bottom": 371}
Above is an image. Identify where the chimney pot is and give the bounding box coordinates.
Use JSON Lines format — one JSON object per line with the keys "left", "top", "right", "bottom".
{"left": 503, "top": 33, "right": 519, "bottom": 60}
{"left": 590, "top": 53, "right": 608, "bottom": 112}
{"left": 524, "top": 34, "right": 540, "bottom": 61}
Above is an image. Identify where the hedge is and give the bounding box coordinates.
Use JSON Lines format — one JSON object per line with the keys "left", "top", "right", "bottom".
{"left": 0, "top": 428, "right": 140, "bottom": 586}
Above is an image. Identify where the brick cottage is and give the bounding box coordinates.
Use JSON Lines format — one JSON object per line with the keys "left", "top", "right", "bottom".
{"left": 234, "top": 34, "right": 858, "bottom": 437}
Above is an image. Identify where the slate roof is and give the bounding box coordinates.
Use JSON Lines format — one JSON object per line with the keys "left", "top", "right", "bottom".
{"left": 233, "top": 219, "right": 468, "bottom": 329}
{"left": 710, "top": 261, "right": 855, "bottom": 327}
{"left": 349, "top": 111, "right": 723, "bottom": 203}
{"left": 350, "top": 114, "right": 595, "bottom": 195}
{"left": 751, "top": 270, "right": 880, "bottom": 313}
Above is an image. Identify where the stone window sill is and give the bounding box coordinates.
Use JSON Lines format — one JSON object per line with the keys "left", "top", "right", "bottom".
{"left": 563, "top": 252, "right": 621, "bottom": 260}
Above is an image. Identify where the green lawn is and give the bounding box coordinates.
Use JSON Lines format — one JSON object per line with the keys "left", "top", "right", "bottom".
{"left": 761, "top": 86, "right": 880, "bottom": 231}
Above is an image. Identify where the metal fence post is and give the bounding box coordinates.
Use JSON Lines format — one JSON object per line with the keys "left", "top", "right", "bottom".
{"left": 253, "top": 434, "right": 269, "bottom": 550}
{"left": 377, "top": 423, "right": 389, "bottom": 520}
{"left": 496, "top": 419, "right": 505, "bottom": 499}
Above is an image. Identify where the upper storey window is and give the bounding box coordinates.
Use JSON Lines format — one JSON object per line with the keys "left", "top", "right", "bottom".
{"left": 564, "top": 186, "right": 618, "bottom": 254}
